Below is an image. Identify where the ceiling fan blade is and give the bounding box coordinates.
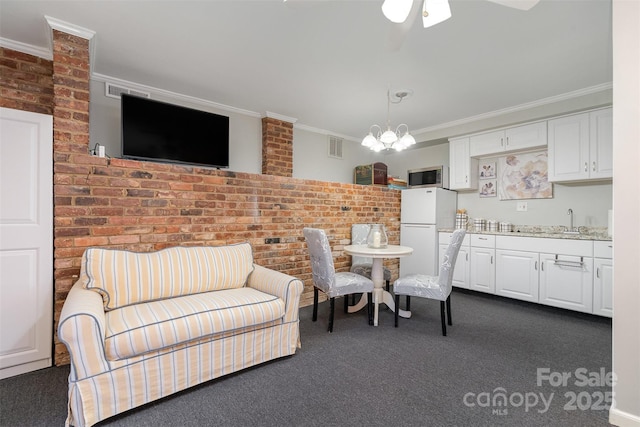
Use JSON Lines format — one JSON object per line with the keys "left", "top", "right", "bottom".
{"left": 382, "top": 0, "right": 414, "bottom": 23}
{"left": 485, "top": 0, "right": 540, "bottom": 11}
{"left": 385, "top": 0, "right": 421, "bottom": 51}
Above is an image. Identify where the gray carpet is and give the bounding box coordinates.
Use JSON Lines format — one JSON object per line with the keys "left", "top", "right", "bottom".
{"left": 0, "top": 289, "right": 612, "bottom": 426}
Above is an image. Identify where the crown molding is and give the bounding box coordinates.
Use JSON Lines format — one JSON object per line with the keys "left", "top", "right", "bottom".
{"left": 293, "top": 123, "right": 360, "bottom": 143}
{"left": 0, "top": 37, "right": 52, "bottom": 60}
{"left": 412, "top": 82, "right": 613, "bottom": 136}
{"left": 45, "top": 16, "right": 96, "bottom": 74}
{"left": 92, "top": 73, "right": 262, "bottom": 118}
{"left": 264, "top": 111, "right": 298, "bottom": 124}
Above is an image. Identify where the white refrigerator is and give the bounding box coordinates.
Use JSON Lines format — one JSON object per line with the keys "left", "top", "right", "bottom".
{"left": 400, "top": 187, "right": 457, "bottom": 277}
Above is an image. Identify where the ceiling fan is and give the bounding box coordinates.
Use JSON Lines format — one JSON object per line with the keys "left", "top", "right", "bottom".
{"left": 383, "top": 0, "right": 539, "bottom": 50}
{"left": 383, "top": 0, "right": 540, "bottom": 27}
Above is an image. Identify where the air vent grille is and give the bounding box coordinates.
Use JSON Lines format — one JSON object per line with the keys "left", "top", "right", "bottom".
{"left": 105, "top": 82, "right": 150, "bottom": 99}
{"left": 328, "top": 135, "right": 343, "bottom": 159}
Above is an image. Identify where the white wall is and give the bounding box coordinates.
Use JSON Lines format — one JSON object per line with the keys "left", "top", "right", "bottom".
{"left": 292, "top": 128, "right": 378, "bottom": 183}
{"left": 610, "top": 0, "right": 640, "bottom": 425}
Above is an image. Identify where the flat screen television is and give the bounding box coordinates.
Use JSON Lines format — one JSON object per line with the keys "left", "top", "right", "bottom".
{"left": 121, "top": 94, "right": 229, "bottom": 168}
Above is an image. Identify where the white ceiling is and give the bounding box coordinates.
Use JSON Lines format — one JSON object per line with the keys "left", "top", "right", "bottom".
{"left": 0, "top": 0, "right": 613, "bottom": 143}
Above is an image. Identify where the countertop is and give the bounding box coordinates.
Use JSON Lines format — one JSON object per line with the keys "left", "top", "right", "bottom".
{"left": 439, "top": 226, "right": 612, "bottom": 241}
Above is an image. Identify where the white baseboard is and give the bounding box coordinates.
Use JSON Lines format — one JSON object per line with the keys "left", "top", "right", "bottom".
{"left": 610, "top": 407, "right": 640, "bottom": 427}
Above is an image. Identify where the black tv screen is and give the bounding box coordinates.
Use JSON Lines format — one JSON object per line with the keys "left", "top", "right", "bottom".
{"left": 121, "top": 94, "right": 229, "bottom": 168}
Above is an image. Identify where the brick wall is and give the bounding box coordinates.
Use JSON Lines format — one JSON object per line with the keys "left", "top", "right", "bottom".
{"left": 262, "top": 117, "right": 293, "bottom": 177}
{"left": 0, "top": 47, "right": 53, "bottom": 114}
{"left": 1, "top": 42, "right": 402, "bottom": 366}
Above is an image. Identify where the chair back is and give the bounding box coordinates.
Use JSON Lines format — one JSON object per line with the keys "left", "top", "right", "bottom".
{"left": 351, "top": 224, "right": 373, "bottom": 265}
{"left": 303, "top": 227, "right": 336, "bottom": 293}
{"left": 438, "top": 229, "right": 467, "bottom": 293}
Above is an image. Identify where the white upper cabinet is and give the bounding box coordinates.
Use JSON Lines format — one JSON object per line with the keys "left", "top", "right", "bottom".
{"left": 469, "top": 122, "right": 547, "bottom": 157}
{"left": 589, "top": 108, "right": 614, "bottom": 179}
{"left": 449, "top": 137, "right": 478, "bottom": 190}
{"left": 548, "top": 107, "right": 612, "bottom": 182}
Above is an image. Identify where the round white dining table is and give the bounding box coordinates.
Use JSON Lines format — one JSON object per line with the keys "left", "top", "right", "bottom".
{"left": 343, "top": 244, "right": 413, "bottom": 326}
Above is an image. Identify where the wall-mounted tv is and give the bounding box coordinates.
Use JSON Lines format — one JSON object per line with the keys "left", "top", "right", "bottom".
{"left": 121, "top": 94, "right": 229, "bottom": 168}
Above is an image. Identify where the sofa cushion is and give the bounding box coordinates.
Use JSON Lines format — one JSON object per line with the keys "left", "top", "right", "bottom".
{"left": 104, "top": 287, "right": 284, "bottom": 360}
{"left": 81, "top": 243, "right": 254, "bottom": 310}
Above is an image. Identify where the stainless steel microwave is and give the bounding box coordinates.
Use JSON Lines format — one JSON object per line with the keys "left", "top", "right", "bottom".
{"left": 407, "top": 165, "right": 449, "bottom": 189}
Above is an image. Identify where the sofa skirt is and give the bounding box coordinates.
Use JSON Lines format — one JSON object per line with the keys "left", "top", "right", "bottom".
{"left": 66, "top": 320, "right": 300, "bottom": 427}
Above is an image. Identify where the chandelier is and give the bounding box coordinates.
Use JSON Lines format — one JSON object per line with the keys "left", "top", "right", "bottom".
{"left": 361, "top": 90, "right": 416, "bottom": 152}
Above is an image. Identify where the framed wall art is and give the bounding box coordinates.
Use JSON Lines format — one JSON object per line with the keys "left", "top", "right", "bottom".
{"left": 498, "top": 151, "right": 553, "bottom": 200}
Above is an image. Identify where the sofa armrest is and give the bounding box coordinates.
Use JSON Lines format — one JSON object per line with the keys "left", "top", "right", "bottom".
{"left": 58, "top": 281, "right": 111, "bottom": 380}
{"left": 248, "top": 264, "right": 303, "bottom": 323}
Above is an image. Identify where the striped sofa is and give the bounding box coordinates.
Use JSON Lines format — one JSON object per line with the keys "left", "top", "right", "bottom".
{"left": 58, "top": 243, "right": 303, "bottom": 427}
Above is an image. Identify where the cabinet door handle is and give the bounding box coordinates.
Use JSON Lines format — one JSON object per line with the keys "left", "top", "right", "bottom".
{"left": 500, "top": 137, "right": 504, "bottom": 147}
{"left": 535, "top": 261, "right": 538, "bottom": 270}
{"left": 479, "top": 237, "right": 488, "bottom": 240}
{"left": 541, "top": 262, "right": 544, "bottom": 271}
{"left": 490, "top": 256, "right": 493, "bottom": 264}
{"left": 466, "top": 253, "right": 469, "bottom": 261}
{"left": 584, "top": 162, "right": 588, "bottom": 172}
{"left": 597, "top": 268, "right": 600, "bottom": 279}
{"left": 592, "top": 161, "right": 596, "bottom": 172}
{"left": 506, "top": 136, "right": 509, "bottom": 146}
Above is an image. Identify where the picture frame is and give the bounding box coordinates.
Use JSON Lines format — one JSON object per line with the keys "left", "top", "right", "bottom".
{"left": 479, "top": 161, "right": 496, "bottom": 179}
{"left": 479, "top": 179, "right": 497, "bottom": 198}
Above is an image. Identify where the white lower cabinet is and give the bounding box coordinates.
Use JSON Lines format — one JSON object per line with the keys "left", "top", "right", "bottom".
{"left": 439, "top": 232, "right": 470, "bottom": 289}
{"left": 469, "top": 235, "right": 495, "bottom": 294}
{"left": 593, "top": 241, "right": 613, "bottom": 318}
{"left": 495, "top": 250, "right": 539, "bottom": 303}
{"left": 438, "top": 232, "right": 611, "bottom": 317}
{"left": 539, "top": 253, "right": 594, "bottom": 314}
{"left": 439, "top": 243, "right": 470, "bottom": 289}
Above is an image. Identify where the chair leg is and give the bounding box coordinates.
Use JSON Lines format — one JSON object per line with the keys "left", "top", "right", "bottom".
{"left": 367, "top": 292, "right": 373, "bottom": 325}
{"left": 386, "top": 280, "right": 390, "bottom": 292}
{"left": 440, "top": 301, "right": 447, "bottom": 336}
{"left": 406, "top": 296, "right": 411, "bottom": 311}
{"left": 312, "top": 288, "right": 319, "bottom": 322}
{"left": 446, "top": 295, "right": 452, "bottom": 326}
{"left": 394, "top": 294, "right": 400, "bottom": 327}
{"left": 328, "top": 297, "right": 335, "bottom": 333}
{"left": 344, "top": 295, "right": 348, "bottom": 313}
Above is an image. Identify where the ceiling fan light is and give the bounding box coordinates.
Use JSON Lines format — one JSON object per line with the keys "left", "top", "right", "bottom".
{"left": 380, "top": 129, "right": 398, "bottom": 144}
{"left": 400, "top": 132, "right": 416, "bottom": 147}
{"left": 422, "top": 0, "right": 452, "bottom": 28}
{"left": 381, "top": 0, "right": 414, "bottom": 23}
{"left": 361, "top": 133, "right": 377, "bottom": 147}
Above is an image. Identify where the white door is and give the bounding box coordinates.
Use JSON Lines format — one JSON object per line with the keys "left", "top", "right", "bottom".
{"left": 0, "top": 108, "right": 53, "bottom": 379}
{"left": 400, "top": 224, "right": 437, "bottom": 276}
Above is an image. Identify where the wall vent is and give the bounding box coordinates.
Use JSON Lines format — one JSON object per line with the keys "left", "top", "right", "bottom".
{"left": 105, "top": 82, "right": 150, "bottom": 100}
{"left": 328, "top": 135, "right": 343, "bottom": 159}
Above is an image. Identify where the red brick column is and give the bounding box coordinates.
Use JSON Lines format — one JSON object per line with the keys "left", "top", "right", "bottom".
{"left": 262, "top": 117, "right": 293, "bottom": 177}
{"left": 51, "top": 29, "right": 91, "bottom": 364}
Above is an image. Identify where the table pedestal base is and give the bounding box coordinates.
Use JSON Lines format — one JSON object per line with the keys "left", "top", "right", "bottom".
{"left": 347, "top": 291, "right": 411, "bottom": 326}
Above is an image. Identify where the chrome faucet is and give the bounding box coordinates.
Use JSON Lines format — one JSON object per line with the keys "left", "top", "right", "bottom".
{"left": 564, "top": 208, "right": 579, "bottom": 234}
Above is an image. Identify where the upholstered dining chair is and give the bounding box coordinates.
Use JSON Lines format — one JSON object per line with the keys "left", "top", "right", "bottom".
{"left": 303, "top": 227, "right": 374, "bottom": 332}
{"left": 393, "top": 229, "right": 467, "bottom": 336}
{"left": 350, "top": 224, "right": 392, "bottom": 291}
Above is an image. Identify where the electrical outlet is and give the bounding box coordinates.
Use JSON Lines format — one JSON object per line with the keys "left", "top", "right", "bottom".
{"left": 516, "top": 201, "right": 528, "bottom": 212}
